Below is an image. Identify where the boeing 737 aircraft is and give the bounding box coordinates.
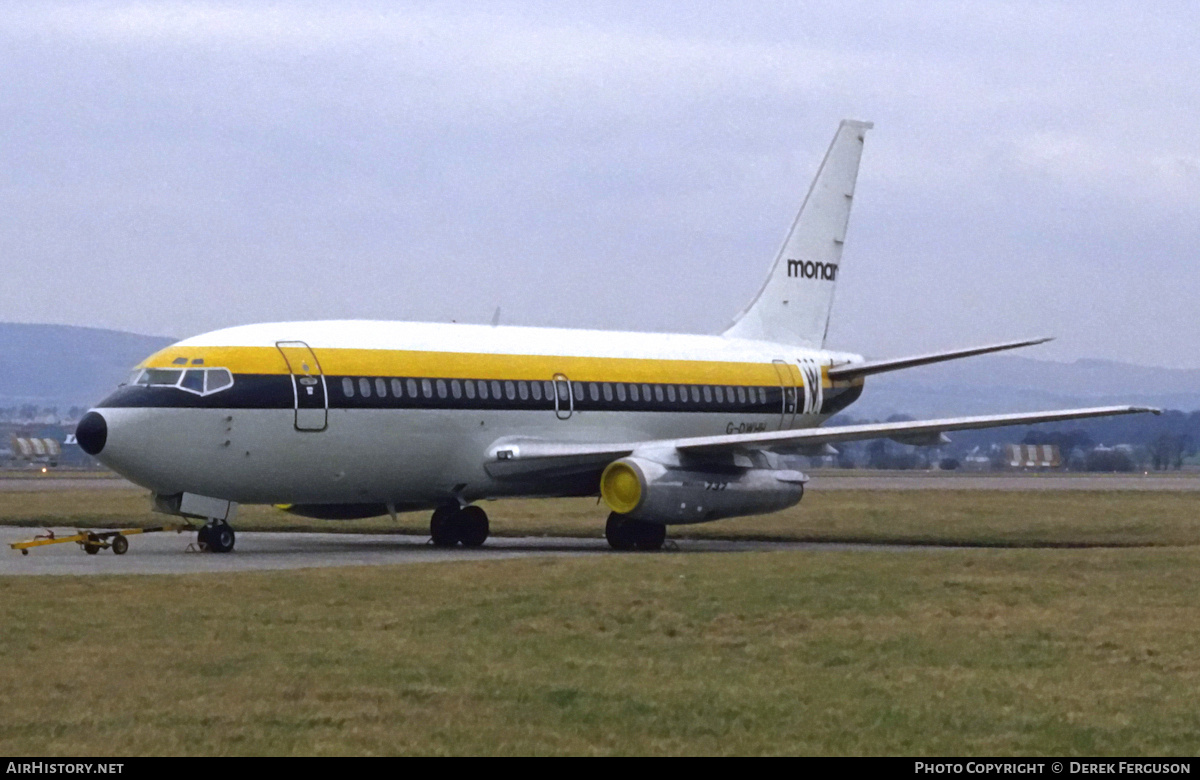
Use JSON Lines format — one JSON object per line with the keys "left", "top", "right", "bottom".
{"left": 75, "top": 120, "right": 1156, "bottom": 552}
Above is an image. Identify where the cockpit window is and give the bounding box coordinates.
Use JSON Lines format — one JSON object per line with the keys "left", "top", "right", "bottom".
{"left": 181, "top": 370, "right": 205, "bottom": 393}
{"left": 205, "top": 369, "right": 233, "bottom": 393}
{"left": 141, "top": 369, "right": 183, "bottom": 386}
{"left": 126, "top": 367, "right": 234, "bottom": 396}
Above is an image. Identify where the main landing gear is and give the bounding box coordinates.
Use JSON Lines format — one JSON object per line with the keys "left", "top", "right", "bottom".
{"left": 429, "top": 505, "right": 490, "bottom": 548}
{"left": 605, "top": 513, "right": 666, "bottom": 552}
{"left": 197, "top": 519, "right": 236, "bottom": 553}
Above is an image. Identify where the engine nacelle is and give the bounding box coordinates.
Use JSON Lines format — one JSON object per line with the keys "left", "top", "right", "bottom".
{"left": 599, "top": 457, "right": 807, "bottom": 525}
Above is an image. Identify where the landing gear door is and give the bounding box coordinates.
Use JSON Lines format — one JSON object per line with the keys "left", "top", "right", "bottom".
{"left": 276, "top": 341, "right": 328, "bottom": 432}
{"left": 771, "top": 359, "right": 800, "bottom": 430}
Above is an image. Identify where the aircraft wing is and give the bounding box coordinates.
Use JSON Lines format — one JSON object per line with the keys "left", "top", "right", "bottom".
{"left": 485, "top": 405, "right": 1158, "bottom": 479}
{"left": 672, "top": 405, "right": 1157, "bottom": 454}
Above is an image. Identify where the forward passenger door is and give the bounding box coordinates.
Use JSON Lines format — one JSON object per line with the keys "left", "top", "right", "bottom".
{"left": 276, "top": 341, "right": 328, "bottom": 432}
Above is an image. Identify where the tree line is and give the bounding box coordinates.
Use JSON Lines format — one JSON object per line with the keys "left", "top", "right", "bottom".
{"left": 828, "top": 409, "right": 1200, "bottom": 471}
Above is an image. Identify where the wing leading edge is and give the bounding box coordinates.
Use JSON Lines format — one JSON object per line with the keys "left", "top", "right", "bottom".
{"left": 485, "top": 405, "right": 1159, "bottom": 479}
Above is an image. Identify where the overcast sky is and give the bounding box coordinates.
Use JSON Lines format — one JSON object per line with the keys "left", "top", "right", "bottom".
{"left": 1, "top": 1, "right": 1197, "bottom": 367}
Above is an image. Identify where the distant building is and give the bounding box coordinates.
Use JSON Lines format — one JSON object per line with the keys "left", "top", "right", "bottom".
{"left": 10, "top": 435, "right": 62, "bottom": 465}
{"left": 4, "top": 426, "right": 99, "bottom": 469}
{"left": 1006, "top": 444, "right": 1061, "bottom": 469}
{"left": 961, "top": 446, "right": 993, "bottom": 471}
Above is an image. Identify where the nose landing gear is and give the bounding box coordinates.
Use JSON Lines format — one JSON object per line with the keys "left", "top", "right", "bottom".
{"left": 197, "top": 520, "right": 236, "bottom": 553}
{"left": 429, "top": 505, "right": 490, "bottom": 548}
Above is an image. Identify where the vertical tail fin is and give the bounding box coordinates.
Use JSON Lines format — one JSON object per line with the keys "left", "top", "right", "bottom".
{"left": 723, "top": 120, "right": 872, "bottom": 347}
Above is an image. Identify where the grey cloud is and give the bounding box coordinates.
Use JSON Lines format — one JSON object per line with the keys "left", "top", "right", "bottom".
{"left": 0, "top": 1, "right": 1196, "bottom": 368}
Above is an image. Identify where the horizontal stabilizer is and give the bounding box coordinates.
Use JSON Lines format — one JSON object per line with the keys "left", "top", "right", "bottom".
{"left": 827, "top": 337, "right": 1053, "bottom": 381}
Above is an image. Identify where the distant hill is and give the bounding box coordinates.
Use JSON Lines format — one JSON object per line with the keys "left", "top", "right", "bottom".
{"left": 0, "top": 323, "right": 174, "bottom": 409}
{"left": 848, "top": 354, "right": 1200, "bottom": 418}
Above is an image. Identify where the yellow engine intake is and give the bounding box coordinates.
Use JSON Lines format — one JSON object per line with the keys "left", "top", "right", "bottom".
{"left": 600, "top": 459, "right": 644, "bottom": 515}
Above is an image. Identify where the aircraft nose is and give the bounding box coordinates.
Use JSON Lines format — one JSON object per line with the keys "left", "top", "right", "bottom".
{"left": 76, "top": 411, "right": 108, "bottom": 455}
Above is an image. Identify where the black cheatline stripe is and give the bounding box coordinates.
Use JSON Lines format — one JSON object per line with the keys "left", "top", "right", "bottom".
{"left": 97, "top": 375, "right": 293, "bottom": 409}
{"left": 98, "top": 373, "right": 847, "bottom": 416}
{"left": 821, "top": 385, "right": 864, "bottom": 416}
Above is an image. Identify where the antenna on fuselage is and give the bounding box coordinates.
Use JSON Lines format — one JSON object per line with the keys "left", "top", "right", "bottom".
{"left": 491, "top": 306, "right": 502, "bottom": 327}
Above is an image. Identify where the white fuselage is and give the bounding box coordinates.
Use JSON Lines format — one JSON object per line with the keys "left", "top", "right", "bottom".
{"left": 86, "top": 320, "right": 864, "bottom": 511}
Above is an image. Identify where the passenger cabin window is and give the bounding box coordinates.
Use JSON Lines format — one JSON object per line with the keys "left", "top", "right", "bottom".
{"left": 505, "top": 381, "right": 516, "bottom": 400}
{"left": 359, "top": 378, "right": 371, "bottom": 398}
{"left": 531, "top": 382, "right": 542, "bottom": 401}
{"left": 451, "top": 380, "right": 463, "bottom": 399}
{"left": 422, "top": 379, "right": 433, "bottom": 398}
{"left": 617, "top": 383, "right": 627, "bottom": 402}
{"left": 376, "top": 378, "right": 388, "bottom": 397}
{"left": 518, "top": 381, "right": 529, "bottom": 400}
{"left": 436, "top": 380, "right": 448, "bottom": 399}
{"left": 407, "top": 379, "right": 418, "bottom": 398}
{"left": 342, "top": 378, "right": 355, "bottom": 397}
{"left": 391, "top": 379, "right": 403, "bottom": 398}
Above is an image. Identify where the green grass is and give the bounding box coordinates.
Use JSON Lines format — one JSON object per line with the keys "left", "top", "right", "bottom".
{"left": 2, "top": 548, "right": 1200, "bottom": 755}
{"left": 3, "top": 484, "right": 1199, "bottom": 754}
{"left": 2, "top": 487, "right": 1198, "bottom": 548}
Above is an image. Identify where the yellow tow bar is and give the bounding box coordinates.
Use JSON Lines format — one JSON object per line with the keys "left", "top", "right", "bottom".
{"left": 10, "top": 525, "right": 192, "bottom": 556}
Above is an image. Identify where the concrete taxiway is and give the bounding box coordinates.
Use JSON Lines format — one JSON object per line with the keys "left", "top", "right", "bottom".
{"left": 1, "top": 527, "right": 925, "bottom": 577}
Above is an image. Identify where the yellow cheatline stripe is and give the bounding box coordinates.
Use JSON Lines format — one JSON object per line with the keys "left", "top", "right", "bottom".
{"left": 140, "top": 346, "right": 862, "bottom": 388}
{"left": 137, "top": 346, "right": 858, "bottom": 387}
